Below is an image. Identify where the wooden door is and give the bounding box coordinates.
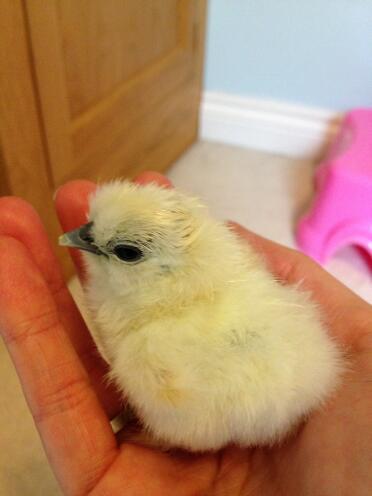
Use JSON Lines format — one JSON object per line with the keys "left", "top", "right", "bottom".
{"left": 25, "top": 0, "right": 206, "bottom": 186}
{"left": 0, "top": 0, "right": 206, "bottom": 274}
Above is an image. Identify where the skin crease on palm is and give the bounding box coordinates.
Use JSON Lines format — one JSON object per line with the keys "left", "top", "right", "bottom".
{"left": 0, "top": 172, "right": 371, "bottom": 496}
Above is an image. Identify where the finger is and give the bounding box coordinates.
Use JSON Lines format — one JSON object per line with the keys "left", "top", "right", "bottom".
{"left": 228, "top": 221, "right": 361, "bottom": 302}
{"left": 0, "top": 236, "right": 117, "bottom": 496}
{"left": 0, "top": 197, "right": 119, "bottom": 417}
{"left": 54, "top": 180, "right": 97, "bottom": 280}
{"left": 228, "top": 222, "right": 371, "bottom": 345}
{"left": 0, "top": 196, "right": 67, "bottom": 294}
{"left": 134, "top": 170, "right": 173, "bottom": 188}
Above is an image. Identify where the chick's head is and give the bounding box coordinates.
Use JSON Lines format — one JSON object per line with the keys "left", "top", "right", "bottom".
{"left": 61, "top": 181, "right": 216, "bottom": 299}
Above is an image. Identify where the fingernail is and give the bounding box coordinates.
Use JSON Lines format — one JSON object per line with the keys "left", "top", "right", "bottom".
{"left": 53, "top": 186, "right": 61, "bottom": 201}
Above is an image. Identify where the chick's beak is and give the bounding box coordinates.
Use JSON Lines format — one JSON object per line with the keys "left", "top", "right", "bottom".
{"left": 59, "top": 222, "right": 102, "bottom": 255}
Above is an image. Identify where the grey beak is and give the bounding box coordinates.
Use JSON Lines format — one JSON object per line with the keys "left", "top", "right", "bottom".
{"left": 59, "top": 222, "right": 102, "bottom": 255}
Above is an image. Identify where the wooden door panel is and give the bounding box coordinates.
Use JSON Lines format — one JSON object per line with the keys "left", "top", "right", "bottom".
{"left": 57, "top": 0, "right": 179, "bottom": 116}
{"left": 0, "top": 0, "right": 71, "bottom": 275}
{"left": 70, "top": 51, "right": 193, "bottom": 182}
{"left": 25, "top": 0, "right": 206, "bottom": 187}
{"left": 75, "top": 80, "right": 198, "bottom": 182}
{"left": 0, "top": 0, "right": 58, "bottom": 235}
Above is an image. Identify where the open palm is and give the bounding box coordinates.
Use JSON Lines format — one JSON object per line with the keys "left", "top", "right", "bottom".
{"left": 0, "top": 172, "right": 371, "bottom": 496}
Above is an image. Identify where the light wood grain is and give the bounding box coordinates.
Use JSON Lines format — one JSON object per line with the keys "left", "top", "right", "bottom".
{"left": 25, "top": 0, "right": 74, "bottom": 182}
{"left": 24, "top": 0, "right": 206, "bottom": 187}
{"left": 0, "top": 0, "right": 64, "bottom": 255}
{"left": 56, "top": 0, "right": 179, "bottom": 116}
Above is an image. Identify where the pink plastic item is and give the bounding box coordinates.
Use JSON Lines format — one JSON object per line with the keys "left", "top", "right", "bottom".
{"left": 296, "top": 109, "right": 372, "bottom": 266}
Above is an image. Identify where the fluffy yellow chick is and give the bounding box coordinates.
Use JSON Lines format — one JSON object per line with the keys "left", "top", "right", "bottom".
{"left": 60, "top": 180, "right": 343, "bottom": 452}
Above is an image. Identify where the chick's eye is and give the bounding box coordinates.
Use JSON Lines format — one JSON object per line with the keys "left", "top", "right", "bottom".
{"left": 112, "top": 244, "right": 144, "bottom": 263}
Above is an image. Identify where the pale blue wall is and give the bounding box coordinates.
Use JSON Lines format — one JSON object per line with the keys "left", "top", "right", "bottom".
{"left": 204, "top": 0, "right": 372, "bottom": 110}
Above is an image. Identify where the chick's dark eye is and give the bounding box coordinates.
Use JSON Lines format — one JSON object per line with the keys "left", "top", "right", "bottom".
{"left": 113, "top": 244, "right": 144, "bottom": 262}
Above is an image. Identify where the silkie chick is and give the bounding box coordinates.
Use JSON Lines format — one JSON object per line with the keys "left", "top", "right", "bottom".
{"left": 60, "top": 180, "right": 343, "bottom": 452}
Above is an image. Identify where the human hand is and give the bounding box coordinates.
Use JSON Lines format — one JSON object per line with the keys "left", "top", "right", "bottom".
{"left": 0, "top": 172, "right": 371, "bottom": 495}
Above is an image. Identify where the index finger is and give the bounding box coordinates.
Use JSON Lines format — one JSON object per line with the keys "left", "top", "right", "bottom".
{"left": 0, "top": 196, "right": 119, "bottom": 417}
{"left": 0, "top": 236, "right": 117, "bottom": 496}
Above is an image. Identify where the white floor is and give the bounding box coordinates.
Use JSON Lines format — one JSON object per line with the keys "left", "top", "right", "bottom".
{"left": 168, "top": 141, "right": 372, "bottom": 303}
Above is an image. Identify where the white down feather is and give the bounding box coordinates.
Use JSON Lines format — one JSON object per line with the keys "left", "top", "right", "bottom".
{"left": 81, "top": 180, "right": 343, "bottom": 451}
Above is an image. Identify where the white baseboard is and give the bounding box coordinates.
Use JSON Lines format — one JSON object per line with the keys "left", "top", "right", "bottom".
{"left": 199, "top": 92, "right": 342, "bottom": 159}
